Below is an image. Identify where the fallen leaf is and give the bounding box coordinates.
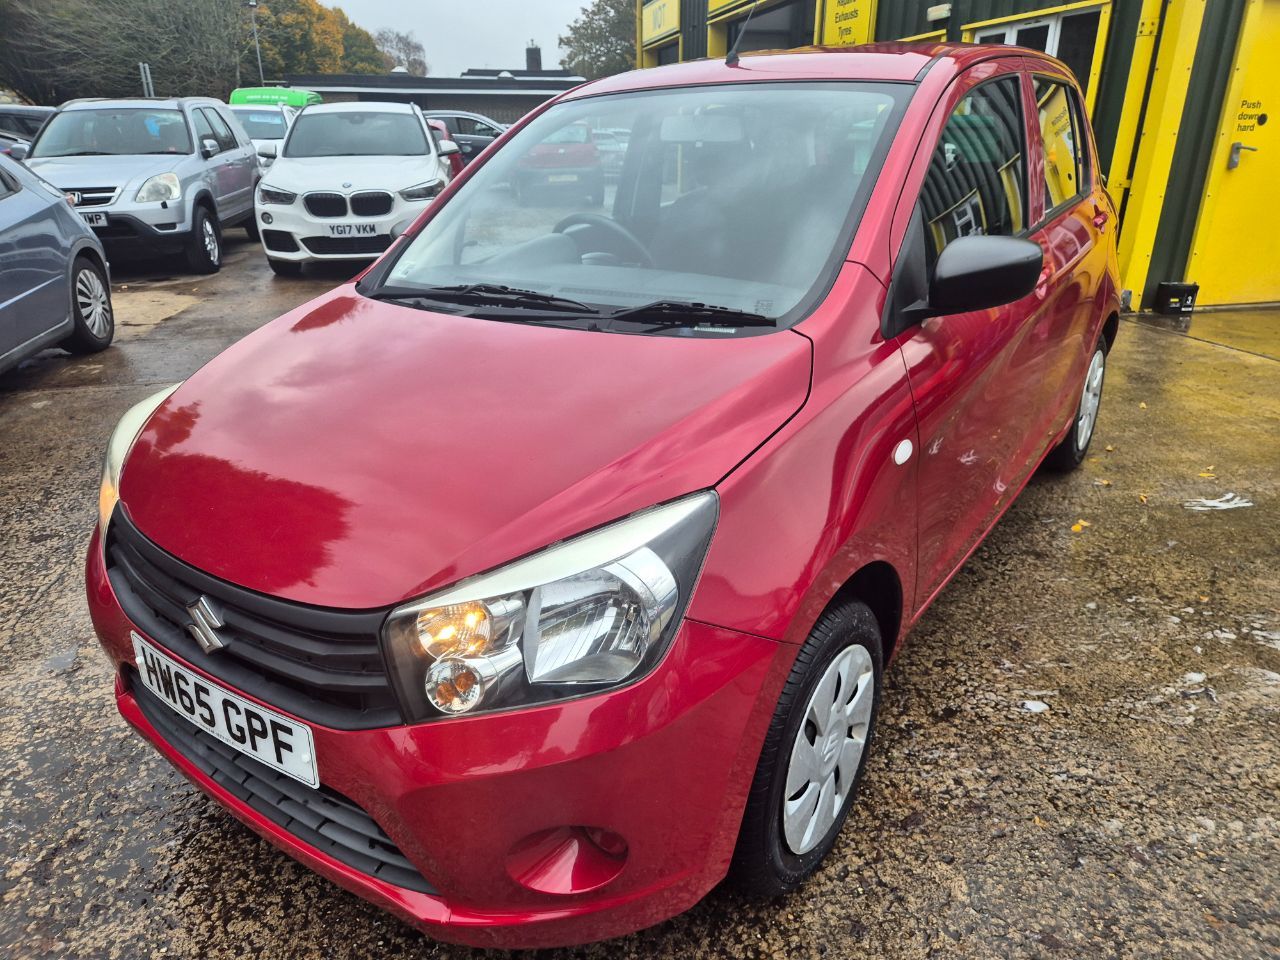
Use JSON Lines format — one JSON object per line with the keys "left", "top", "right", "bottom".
{"left": 1198, "top": 595, "right": 1210, "bottom": 603}
{"left": 1105, "top": 444, "right": 1115, "bottom": 452}
{"left": 1094, "top": 478, "right": 1112, "bottom": 487}
{"left": 1198, "top": 472, "right": 1217, "bottom": 478}
{"left": 1033, "top": 815, "right": 1046, "bottom": 827}
{"left": 1077, "top": 519, "right": 1091, "bottom": 527}
{"left": 1071, "top": 523, "right": 1083, "bottom": 532}
{"left": 1139, "top": 401, "right": 1148, "bottom": 409}
{"left": 1139, "top": 493, "right": 1149, "bottom": 504}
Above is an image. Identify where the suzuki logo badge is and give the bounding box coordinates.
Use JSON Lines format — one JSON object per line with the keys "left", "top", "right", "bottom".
{"left": 186, "top": 596, "right": 227, "bottom": 653}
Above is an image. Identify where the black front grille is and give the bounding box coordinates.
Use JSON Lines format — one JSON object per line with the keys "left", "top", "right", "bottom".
{"left": 262, "top": 229, "right": 299, "bottom": 252}
{"left": 304, "top": 192, "right": 348, "bottom": 217}
{"left": 128, "top": 668, "right": 435, "bottom": 894}
{"left": 349, "top": 191, "right": 393, "bottom": 216}
{"left": 106, "top": 511, "right": 400, "bottom": 729}
{"left": 301, "top": 234, "right": 392, "bottom": 255}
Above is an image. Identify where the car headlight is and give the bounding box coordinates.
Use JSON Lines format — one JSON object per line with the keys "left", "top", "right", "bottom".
{"left": 381, "top": 491, "right": 718, "bottom": 721}
{"left": 257, "top": 184, "right": 297, "bottom": 205}
{"left": 134, "top": 173, "right": 181, "bottom": 203}
{"left": 398, "top": 180, "right": 442, "bottom": 201}
{"left": 98, "top": 384, "right": 181, "bottom": 537}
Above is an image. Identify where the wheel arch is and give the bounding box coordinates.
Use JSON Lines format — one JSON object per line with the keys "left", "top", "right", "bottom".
{"left": 823, "top": 560, "right": 905, "bottom": 661}
{"left": 1101, "top": 311, "right": 1120, "bottom": 352}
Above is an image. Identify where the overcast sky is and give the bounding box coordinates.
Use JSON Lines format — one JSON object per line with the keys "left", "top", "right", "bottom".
{"left": 336, "top": 0, "right": 590, "bottom": 77}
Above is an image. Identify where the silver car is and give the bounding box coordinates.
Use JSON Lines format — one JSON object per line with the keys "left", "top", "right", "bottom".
{"left": 0, "top": 154, "right": 114, "bottom": 375}
{"left": 16, "top": 97, "right": 259, "bottom": 274}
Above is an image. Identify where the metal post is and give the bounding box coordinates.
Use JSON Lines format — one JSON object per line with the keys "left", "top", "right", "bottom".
{"left": 248, "top": 0, "right": 265, "bottom": 84}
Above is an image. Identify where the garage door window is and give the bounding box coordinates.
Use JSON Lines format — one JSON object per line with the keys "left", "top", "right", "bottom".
{"left": 974, "top": 9, "right": 1103, "bottom": 96}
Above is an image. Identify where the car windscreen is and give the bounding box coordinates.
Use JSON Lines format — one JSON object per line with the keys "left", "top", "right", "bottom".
{"left": 231, "top": 108, "right": 288, "bottom": 140}
{"left": 375, "top": 82, "right": 909, "bottom": 332}
{"left": 284, "top": 111, "right": 428, "bottom": 157}
{"left": 30, "top": 108, "right": 192, "bottom": 157}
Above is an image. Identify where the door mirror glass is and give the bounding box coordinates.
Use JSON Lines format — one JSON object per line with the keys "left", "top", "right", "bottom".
{"left": 200, "top": 137, "right": 219, "bottom": 159}
{"left": 928, "top": 235, "right": 1043, "bottom": 315}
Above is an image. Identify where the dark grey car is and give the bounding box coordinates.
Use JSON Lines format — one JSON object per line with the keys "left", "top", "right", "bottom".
{"left": 0, "top": 154, "right": 114, "bottom": 375}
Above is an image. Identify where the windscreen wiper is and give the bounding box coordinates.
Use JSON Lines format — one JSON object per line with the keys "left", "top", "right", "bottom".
{"left": 607, "top": 300, "right": 776, "bottom": 329}
{"left": 366, "top": 283, "right": 597, "bottom": 314}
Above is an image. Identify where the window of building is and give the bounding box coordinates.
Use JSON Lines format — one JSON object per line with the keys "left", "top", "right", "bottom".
{"left": 1035, "top": 77, "right": 1088, "bottom": 213}
{"left": 972, "top": 8, "right": 1104, "bottom": 97}
{"left": 918, "top": 77, "right": 1027, "bottom": 265}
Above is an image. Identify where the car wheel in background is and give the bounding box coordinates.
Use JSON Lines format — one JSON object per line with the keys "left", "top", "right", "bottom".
{"left": 185, "top": 206, "right": 222, "bottom": 274}
{"left": 1044, "top": 336, "right": 1108, "bottom": 472}
{"left": 244, "top": 219, "right": 260, "bottom": 241}
{"left": 268, "top": 258, "right": 302, "bottom": 277}
{"left": 60, "top": 256, "right": 115, "bottom": 354}
{"left": 729, "top": 599, "right": 883, "bottom": 897}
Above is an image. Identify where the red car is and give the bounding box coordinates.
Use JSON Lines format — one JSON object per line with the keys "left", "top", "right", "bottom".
{"left": 88, "top": 44, "right": 1119, "bottom": 948}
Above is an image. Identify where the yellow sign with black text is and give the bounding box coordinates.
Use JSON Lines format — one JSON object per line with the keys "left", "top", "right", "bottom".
{"left": 821, "top": 0, "right": 876, "bottom": 46}
{"left": 641, "top": 0, "right": 680, "bottom": 46}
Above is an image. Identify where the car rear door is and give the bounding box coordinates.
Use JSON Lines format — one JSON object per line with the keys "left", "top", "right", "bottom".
{"left": 887, "top": 62, "right": 1059, "bottom": 606}
{"left": 204, "top": 106, "right": 256, "bottom": 220}
{"left": 0, "top": 161, "right": 67, "bottom": 355}
{"left": 1027, "top": 72, "right": 1112, "bottom": 443}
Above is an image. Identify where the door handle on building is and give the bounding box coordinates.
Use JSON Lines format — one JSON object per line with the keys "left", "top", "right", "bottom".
{"left": 1228, "top": 141, "right": 1258, "bottom": 170}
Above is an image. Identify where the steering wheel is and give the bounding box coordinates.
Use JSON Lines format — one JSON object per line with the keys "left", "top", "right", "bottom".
{"left": 553, "top": 213, "right": 654, "bottom": 268}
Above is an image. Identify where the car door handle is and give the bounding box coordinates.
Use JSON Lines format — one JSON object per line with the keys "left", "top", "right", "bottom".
{"left": 1092, "top": 204, "right": 1109, "bottom": 231}
{"left": 1035, "top": 266, "right": 1052, "bottom": 300}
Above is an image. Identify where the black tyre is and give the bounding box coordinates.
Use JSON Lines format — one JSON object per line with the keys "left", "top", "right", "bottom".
{"left": 60, "top": 256, "right": 114, "bottom": 354}
{"left": 243, "top": 218, "right": 260, "bottom": 241}
{"left": 267, "top": 257, "right": 303, "bottom": 277}
{"left": 729, "top": 600, "right": 883, "bottom": 897}
{"left": 184, "top": 205, "right": 222, "bottom": 274}
{"left": 1044, "top": 337, "right": 1108, "bottom": 472}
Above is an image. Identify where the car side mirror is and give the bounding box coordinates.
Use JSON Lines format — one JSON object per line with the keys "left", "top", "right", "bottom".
{"left": 390, "top": 217, "right": 417, "bottom": 240}
{"left": 257, "top": 142, "right": 277, "bottom": 160}
{"left": 438, "top": 140, "right": 461, "bottom": 157}
{"left": 7, "top": 142, "right": 28, "bottom": 161}
{"left": 200, "top": 138, "right": 220, "bottom": 159}
{"left": 919, "top": 235, "right": 1043, "bottom": 318}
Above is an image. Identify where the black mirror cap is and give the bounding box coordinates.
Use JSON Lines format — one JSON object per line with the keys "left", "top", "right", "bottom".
{"left": 929, "top": 235, "right": 1043, "bottom": 316}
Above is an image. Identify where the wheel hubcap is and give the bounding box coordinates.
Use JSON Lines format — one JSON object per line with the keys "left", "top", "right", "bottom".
{"left": 782, "top": 644, "right": 875, "bottom": 855}
{"left": 203, "top": 220, "right": 219, "bottom": 263}
{"left": 75, "top": 268, "right": 111, "bottom": 337}
{"left": 1076, "top": 348, "right": 1105, "bottom": 448}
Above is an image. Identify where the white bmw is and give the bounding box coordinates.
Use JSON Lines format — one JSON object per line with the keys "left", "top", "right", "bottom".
{"left": 253, "top": 101, "right": 457, "bottom": 275}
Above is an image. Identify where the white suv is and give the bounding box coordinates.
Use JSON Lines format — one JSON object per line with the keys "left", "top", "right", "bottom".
{"left": 253, "top": 102, "right": 457, "bottom": 276}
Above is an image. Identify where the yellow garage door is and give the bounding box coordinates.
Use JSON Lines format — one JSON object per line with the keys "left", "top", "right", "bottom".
{"left": 1187, "top": 0, "right": 1280, "bottom": 305}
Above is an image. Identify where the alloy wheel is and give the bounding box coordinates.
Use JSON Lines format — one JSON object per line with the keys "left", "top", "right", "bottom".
{"left": 203, "top": 218, "right": 220, "bottom": 264}
{"left": 782, "top": 644, "right": 875, "bottom": 855}
{"left": 75, "top": 267, "right": 111, "bottom": 337}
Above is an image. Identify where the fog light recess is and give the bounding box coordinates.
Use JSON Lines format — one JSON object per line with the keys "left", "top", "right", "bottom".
{"left": 505, "top": 826, "right": 628, "bottom": 895}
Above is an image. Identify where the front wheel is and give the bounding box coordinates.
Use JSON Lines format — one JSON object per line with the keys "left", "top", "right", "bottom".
{"left": 184, "top": 206, "right": 222, "bottom": 274}
{"left": 729, "top": 600, "right": 883, "bottom": 897}
{"left": 1044, "top": 340, "right": 1107, "bottom": 472}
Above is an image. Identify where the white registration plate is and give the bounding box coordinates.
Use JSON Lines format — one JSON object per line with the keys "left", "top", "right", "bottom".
{"left": 132, "top": 631, "right": 319, "bottom": 788}
{"left": 547, "top": 174, "right": 579, "bottom": 183}
{"left": 327, "top": 223, "right": 377, "bottom": 236}
{"left": 80, "top": 211, "right": 107, "bottom": 227}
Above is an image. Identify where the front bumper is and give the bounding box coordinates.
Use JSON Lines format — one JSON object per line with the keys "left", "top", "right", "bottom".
{"left": 78, "top": 209, "right": 192, "bottom": 255}
{"left": 86, "top": 526, "right": 790, "bottom": 948}
{"left": 255, "top": 195, "right": 429, "bottom": 263}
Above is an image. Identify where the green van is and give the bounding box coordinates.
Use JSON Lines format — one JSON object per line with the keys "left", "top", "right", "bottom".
{"left": 229, "top": 87, "right": 322, "bottom": 109}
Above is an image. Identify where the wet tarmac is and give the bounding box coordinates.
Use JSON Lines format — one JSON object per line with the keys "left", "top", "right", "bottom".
{"left": 1, "top": 241, "right": 1277, "bottom": 958}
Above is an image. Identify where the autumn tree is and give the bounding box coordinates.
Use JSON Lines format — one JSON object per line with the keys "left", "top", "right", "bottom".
{"left": 374, "top": 29, "right": 429, "bottom": 76}
{"left": 335, "top": 9, "right": 393, "bottom": 73}
{"left": 559, "top": 0, "right": 636, "bottom": 80}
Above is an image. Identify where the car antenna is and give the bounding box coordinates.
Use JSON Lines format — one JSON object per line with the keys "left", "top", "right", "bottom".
{"left": 725, "top": 0, "right": 760, "bottom": 67}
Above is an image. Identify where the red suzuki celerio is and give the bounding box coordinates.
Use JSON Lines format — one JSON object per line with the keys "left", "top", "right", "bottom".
{"left": 87, "top": 44, "right": 1119, "bottom": 948}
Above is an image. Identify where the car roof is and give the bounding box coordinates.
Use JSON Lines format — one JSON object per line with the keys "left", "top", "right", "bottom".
{"left": 302, "top": 101, "right": 416, "bottom": 115}
{"left": 0, "top": 104, "right": 54, "bottom": 115}
{"left": 564, "top": 42, "right": 1041, "bottom": 100}
{"left": 59, "top": 97, "right": 225, "bottom": 111}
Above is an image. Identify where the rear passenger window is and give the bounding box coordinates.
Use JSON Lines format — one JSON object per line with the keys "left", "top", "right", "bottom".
{"left": 919, "top": 76, "right": 1027, "bottom": 265}
{"left": 1035, "top": 78, "right": 1087, "bottom": 212}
